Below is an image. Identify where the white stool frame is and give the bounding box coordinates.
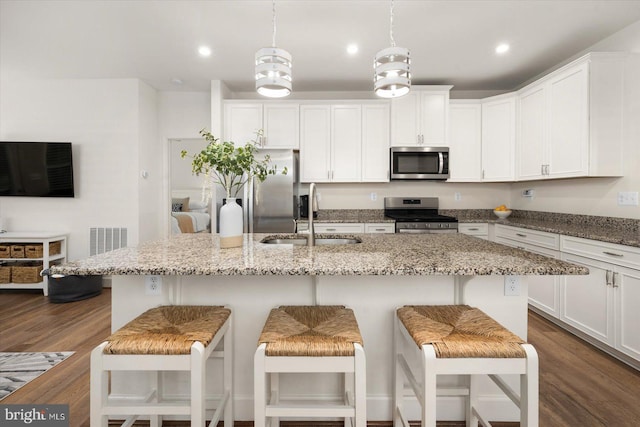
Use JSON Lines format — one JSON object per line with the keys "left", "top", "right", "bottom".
{"left": 393, "top": 311, "right": 539, "bottom": 427}
{"left": 90, "top": 311, "right": 233, "bottom": 427}
{"left": 254, "top": 342, "right": 366, "bottom": 427}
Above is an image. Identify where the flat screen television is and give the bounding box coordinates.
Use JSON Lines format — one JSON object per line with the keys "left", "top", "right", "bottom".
{"left": 0, "top": 142, "right": 75, "bottom": 197}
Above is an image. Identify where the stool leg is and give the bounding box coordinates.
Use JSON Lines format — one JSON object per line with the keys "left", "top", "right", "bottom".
{"left": 191, "top": 342, "right": 206, "bottom": 427}
{"left": 224, "top": 317, "right": 234, "bottom": 427}
{"left": 354, "top": 343, "right": 366, "bottom": 427}
{"left": 149, "top": 371, "right": 161, "bottom": 427}
{"left": 393, "top": 314, "right": 403, "bottom": 427}
{"left": 344, "top": 371, "right": 353, "bottom": 427}
{"left": 467, "top": 374, "right": 480, "bottom": 427}
{"left": 422, "top": 345, "right": 437, "bottom": 427}
{"left": 254, "top": 344, "right": 267, "bottom": 427}
{"left": 521, "top": 344, "right": 539, "bottom": 427}
{"left": 270, "top": 373, "right": 279, "bottom": 427}
{"left": 90, "top": 343, "right": 108, "bottom": 427}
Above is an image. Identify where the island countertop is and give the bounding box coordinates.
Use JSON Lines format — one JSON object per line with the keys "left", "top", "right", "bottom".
{"left": 50, "top": 233, "right": 588, "bottom": 277}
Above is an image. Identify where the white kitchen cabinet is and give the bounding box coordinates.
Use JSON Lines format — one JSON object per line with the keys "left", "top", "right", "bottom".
{"left": 361, "top": 103, "right": 390, "bottom": 182}
{"left": 495, "top": 224, "right": 561, "bottom": 318}
{"left": 516, "top": 53, "right": 625, "bottom": 180}
{"left": 331, "top": 104, "right": 362, "bottom": 182}
{"left": 481, "top": 94, "right": 516, "bottom": 182}
{"left": 224, "top": 102, "right": 299, "bottom": 149}
{"left": 391, "top": 86, "right": 452, "bottom": 147}
{"left": 300, "top": 105, "right": 331, "bottom": 182}
{"left": 615, "top": 265, "right": 640, "bottom": 361}
{"left": 314, "top": 223, "right": 365, "bottom": 234}
{"left": 364, "top": 223, "right": 395, "bottom": 234}
{"left": 458, "top": 223, "right": 488, "bottom": 239}
{"left": 448, "top": 101, "right": 482, "bottom": 182}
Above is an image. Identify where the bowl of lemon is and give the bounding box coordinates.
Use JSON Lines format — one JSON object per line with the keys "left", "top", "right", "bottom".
{"left": 493, "top": 205, "right": 512, "bottom": 219}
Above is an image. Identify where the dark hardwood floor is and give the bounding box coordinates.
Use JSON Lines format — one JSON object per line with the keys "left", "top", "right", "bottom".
{"left": 1, "top": 288, "right": 639, "bottom": 426}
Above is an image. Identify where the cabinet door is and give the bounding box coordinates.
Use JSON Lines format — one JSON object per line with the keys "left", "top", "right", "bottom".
{"left": 421, "top": 92, "right": 449, "bottom": 146}
{"left": 561, "top": 253, "right": 614, "bottom": 346}
{"left": 391, "top": 91, "right": 421, "bottom": 146}
{"left": 362, "top": 103, "right": 390, "bottom": 182}
{"left": 331, "top": 105, "right": 362, "bottom": 182}
{"left": 263, "top": 103, "right": 299, "bottom": 149}
{"left": 547, "top": 62, "right": 589, "bottom": 178}
{"left": 223, "top": 103, "right": 263, "bottom": 145}
{"left": 449, "top": 103, "right": 481, "bottom": 182}
{"left": 300, "top": 105, "right": 331, "bottom": 182}
{"left": 481, "top": 95, "right": 516, "bottom": 181}
{"left": 517, "top": 84, "right": 546, "bottom": 180}
{"left": 314, "top": 223, "right": 365, "bottom": 233}
{"left": 614, "top": 265, "right": 640, "bottom": 360}
{"left": 525, "top": 246, "right": 561, "bottom": 318}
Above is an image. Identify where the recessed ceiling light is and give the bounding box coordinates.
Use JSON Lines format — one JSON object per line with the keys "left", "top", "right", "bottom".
{"left": 198, "top": 46, "right": 212, "bottom": 57}
{"left": 347, "top": 44, "right": 359, "bottom": 55}
{"left": 495, "top": 43, "right": 510, "bottom": 54}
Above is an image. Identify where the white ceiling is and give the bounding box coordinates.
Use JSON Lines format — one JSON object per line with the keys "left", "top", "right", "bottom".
{"left": 2, "top": 0, "right": 640, "bottom": 94}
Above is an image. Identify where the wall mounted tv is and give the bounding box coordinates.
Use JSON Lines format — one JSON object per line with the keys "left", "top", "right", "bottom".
{"left": 0, "top": 142, "right": 75, "bottom": 197}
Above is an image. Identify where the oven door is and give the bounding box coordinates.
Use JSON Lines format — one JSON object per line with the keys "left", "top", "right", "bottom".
{"left": 395, "top": 223, "right": 458, "bottom": 233}
{"left": 390, "top": 147, "right": 449, "bottom": 180}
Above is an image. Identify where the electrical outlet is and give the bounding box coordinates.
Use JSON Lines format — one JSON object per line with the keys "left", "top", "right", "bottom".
{"left": 454, "top": 192, "right": 461, "bottom": 201}
{"left": 618, "top": 191, "right": 639, "bottom": 206}
{"left": 522, "top": 189, "right": 535, "bottom": 198}
{"left": 504, "top": 276, "right": 520, "bottom": 296}
{"left": 370, "top": 192, "right": 377, "bottom": 201}
{"left": 145, "top": 275, "right": 162, "bottom": 295}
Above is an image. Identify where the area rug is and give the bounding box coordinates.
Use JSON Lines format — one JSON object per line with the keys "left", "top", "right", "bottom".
{"left": 0, "top": 352, "right": 74, "bottom": 400}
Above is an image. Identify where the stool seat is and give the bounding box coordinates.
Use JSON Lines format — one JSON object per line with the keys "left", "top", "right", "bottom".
{"left": 104, "top": 305, "right": 231, "bottom": 355}
{"left": 397, "top": 305, "right": 526, "bottom": 358}
{"left": 258, "top": 305, "right": 363, "bottom": 356}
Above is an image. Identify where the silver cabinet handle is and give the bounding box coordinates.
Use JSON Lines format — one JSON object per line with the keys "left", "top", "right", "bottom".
{"left": 613, "top": 272, "right": 620, "bottom": 288}
{"left": 326, "top": 228, "right": 336, "bottom": 232}
{"left": 606, "top": 270, "right": 612, "bottom": 286}
{"left": 468, "top": 228, "right": 479, "bottom": 231}
{"left": 327, "top": 171, "right": 330, "bottom": 179}
{"left": 603, "top": 251, "right": 624, "bottom": 257}
{"left": 375, "top": 228, "right": 386, "bottom": 232}
{"left": 516, "top": 233, "right": 527, "bottom": 238}
{"left": 541, "top": 164, "right": 545, "bottom": 175}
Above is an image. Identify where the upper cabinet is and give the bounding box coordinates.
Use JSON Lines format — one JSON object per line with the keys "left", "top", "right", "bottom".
{"left": 300, "top": 102, "right": 390, "bottom": 183}
{"left": 224, "top": 102, "right": 300, "bottom": 149}
{"left": 391, "top": 86, "right": 452, "bottom": 147}
{"left": 481, "top": 94, "right": 516, "bottom": 182}
{"left": 448, "top": 101, "right": 482, "bottom": 182}
{"left": 516, "top": 53, "right": 626, "bottom": 180}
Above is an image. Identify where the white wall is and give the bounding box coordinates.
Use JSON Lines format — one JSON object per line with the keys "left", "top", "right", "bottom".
{"left": 510, "top": 21, "right": 640, "bottom": 219}
{"left": 0, "top": 78, "right": 155, "bottom": 260}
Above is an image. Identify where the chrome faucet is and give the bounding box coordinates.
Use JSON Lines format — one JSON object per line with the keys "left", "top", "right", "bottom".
{"left": 308, "top": 183, "right": 317, "bottom": 247}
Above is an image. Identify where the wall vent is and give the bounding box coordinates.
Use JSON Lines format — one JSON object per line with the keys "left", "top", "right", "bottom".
{"left": 89, "top": 227, "right": 128, "bottom": 256}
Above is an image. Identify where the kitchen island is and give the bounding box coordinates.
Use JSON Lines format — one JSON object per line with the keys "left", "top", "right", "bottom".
{"left": 51, "top": 233, "right": 587, "bottom": 422}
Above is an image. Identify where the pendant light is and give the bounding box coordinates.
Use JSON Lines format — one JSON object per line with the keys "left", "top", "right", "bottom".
{"left": 374, "top": 0, "right": 411, "bottom": 98}
{"left": 255, "top": 0, "right": 292, "bottom": 98}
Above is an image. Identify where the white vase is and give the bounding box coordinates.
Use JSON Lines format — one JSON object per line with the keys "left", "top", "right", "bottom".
{"left": 219, "top": 198, "right": 243, "bottom": 248}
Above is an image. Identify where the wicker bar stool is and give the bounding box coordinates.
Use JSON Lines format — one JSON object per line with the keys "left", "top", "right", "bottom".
{"left": 254, "top": 305, "right": 366, "bottom": 427}
{"left": 90, "top": 305, "right": 233, "bottom": 427}
{"left": 394, "top": 305, "right": 538, "bottom": 427}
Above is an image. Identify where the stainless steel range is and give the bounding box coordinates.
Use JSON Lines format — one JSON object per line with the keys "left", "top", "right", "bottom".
{"left": 384, "top": 197, "right": 458, "bottom": 233}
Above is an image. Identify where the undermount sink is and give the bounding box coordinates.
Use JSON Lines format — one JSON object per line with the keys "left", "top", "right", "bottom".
{"left": 260, "top": 236, "right": 362, "bottom": 246}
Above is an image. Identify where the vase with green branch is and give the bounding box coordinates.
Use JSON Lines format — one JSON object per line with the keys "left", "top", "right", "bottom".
{"left": 181, "top": 129, "right": 287, "bottom": 247}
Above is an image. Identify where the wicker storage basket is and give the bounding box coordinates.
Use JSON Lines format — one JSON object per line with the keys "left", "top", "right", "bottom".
{"left": 10, "top": 245, "right": 25, "bottom": 258}
{"left": 11, "top": 262, "right": 43, "bottom": 283}
{"left": 0, "top": 245, "right": 10, "bottom": 258}
{"left": 0, "top": 265, "right": 10, "bottom": 284}
{"left": 25, "top": 241, "right": 62, "bottom": 259}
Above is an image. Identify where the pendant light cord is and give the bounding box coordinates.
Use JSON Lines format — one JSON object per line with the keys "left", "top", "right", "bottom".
{"left": 272, "top": 0, "right": 277, "bottom": 47}
{"left": 390, "top": 0, "right": 396, "bottom": 47}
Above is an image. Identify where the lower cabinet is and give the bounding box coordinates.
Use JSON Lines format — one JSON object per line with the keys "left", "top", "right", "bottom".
{"left": 614, "top": 265, "right": 640, "bottom": 361}
{"left": 458, "top": 223, "right": 489, "bottom": 240}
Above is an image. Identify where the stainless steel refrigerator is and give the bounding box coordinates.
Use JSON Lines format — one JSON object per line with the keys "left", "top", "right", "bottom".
{"left": 214, "top": 150, "right": 299, "bottom": 233}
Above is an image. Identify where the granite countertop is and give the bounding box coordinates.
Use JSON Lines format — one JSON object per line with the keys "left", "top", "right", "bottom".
{"left": 446, "top": 209, "right": 640, "bottom": 248}
{"left": 50, "top": 233, "right": 587, "bottom": 277}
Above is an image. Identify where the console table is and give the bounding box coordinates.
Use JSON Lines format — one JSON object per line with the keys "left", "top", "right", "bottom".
{"left": 0, "top": 232, "right": 68, "bottom": 296}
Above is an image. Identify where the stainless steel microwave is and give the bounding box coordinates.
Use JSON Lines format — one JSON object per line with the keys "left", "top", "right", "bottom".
{"left": 390, "top": 146, "right": 450, "bottom": 180}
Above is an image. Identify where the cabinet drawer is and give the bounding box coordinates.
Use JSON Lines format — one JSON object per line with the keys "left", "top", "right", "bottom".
{"left": 494, "top": 224, "right": 559, "bottom": 250}
{"left": 364, "top": 223, "right": 395, "bottom": 234}
{"left": 458, "top": 223, "right": 488, "bottom": 236}
{"left": 314, "top": 223, "right": 365, "bottom": 234}
{"left": 495, "top": 236, "right": 560, "bottom": 259}
{"left": 561, "top": 235, "right": 640, "bottom": 270}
